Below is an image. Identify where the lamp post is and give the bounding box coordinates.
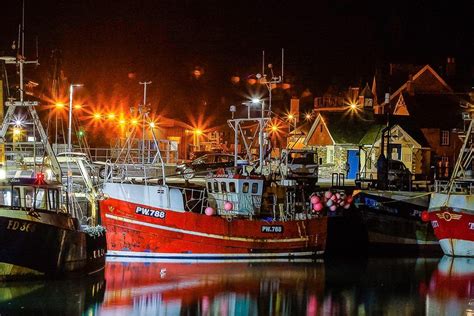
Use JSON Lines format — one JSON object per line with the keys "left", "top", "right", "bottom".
{"left": 68, "top": 84, "right": 83, "bottom": 153}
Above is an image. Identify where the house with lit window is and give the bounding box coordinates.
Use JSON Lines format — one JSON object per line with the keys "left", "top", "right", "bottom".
{"left": 377, "top": 64, "right": 468, "bottom": 179}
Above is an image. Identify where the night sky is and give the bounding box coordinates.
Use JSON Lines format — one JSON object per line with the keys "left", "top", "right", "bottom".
{"left": 1, "top": 1, "right": 472, "bottom": 125}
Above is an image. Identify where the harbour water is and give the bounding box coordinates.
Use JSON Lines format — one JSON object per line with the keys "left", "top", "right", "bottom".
{"left": 0, "top": 255, "right": 471, "bottom": 315}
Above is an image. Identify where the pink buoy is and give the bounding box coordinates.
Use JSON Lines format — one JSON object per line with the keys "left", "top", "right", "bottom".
{"left": 205, "top": 207, "right": 215, "bottom": 216}
{"left": 335, "top": 193, "right": 341, "bottom": 200}
{"left": 324, "top": 191, "right": 333, "bottom": 199}
{"left": 331, "top": 194, "right": 337, "bottom": 201}
{"left": 310, "top": 195, "right": 320, "bottom": 204}
{"left": 343, "top": 203, "right": 351, "bottom": 209}
{"left": 313, "top": 203, "right": 323, "bottom": 212}
{"left": 339, "top": 201, "right": 345, "bottom": 207}
{"left": 224, "top": 201, "right": 233, "bottom": 211}
{"left": 329, "top": 205, "right": 337, "bottom": 212}
{"left": 326, "top": 199, "right": 333, "bottom": 207}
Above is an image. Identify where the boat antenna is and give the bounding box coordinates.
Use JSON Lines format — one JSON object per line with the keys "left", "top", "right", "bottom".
{"left": 139, "top": 81, "right": 152, "bottom": 165}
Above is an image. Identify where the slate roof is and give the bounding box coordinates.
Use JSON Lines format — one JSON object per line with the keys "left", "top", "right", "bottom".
{"left": 399, "top": 92, "right": 466, "bottom": 129}
{"left": 319, "top": 109, "right": 382, "bottom": 144}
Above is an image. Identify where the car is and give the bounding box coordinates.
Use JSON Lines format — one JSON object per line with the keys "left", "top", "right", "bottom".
{"left": 280, "top": 149, "right": 319, "bottom": 184}
{"left": 176, "top": 153, "right": 240, "bottom": 179}
{"left": 387, "top": 159, "right": 412, "bottom": 190}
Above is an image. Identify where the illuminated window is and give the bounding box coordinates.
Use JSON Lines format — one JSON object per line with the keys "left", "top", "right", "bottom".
{"left": 441, "top": 130, "right": 450, "bottom": 146}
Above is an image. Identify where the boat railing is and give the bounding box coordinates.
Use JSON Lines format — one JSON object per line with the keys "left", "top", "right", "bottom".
{"left": 435, "top": 179, "right": 474, "bottom": 194}
{"left": 88, "top": 141, "right": 179, "bottom": 164}
{"left": 102, "top": 161, "right": 165, "bottom": 184}
{"left": 171, "top": 185, "right": 207, "bottom": 213}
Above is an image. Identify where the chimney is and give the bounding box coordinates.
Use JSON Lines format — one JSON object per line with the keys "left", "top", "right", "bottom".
{"left": 407, "top": 74, "right": 414, "bottom": 96}
{"left": 290, "top": 98, "right": 300, "bottom": 123}
{"left": 446, "top": 57, "right": 456, "bottom": 77}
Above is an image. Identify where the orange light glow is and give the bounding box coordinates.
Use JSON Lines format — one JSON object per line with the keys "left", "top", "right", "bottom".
{"left": 93, "top": 113, "right": 102, "bottom": 120}
{"left": 119, "top": 119, "right": 126, "bottom": 126}
{"left": 149, "top": 122, "right": 156, "bottom": 128}
{"left": 73, "top": 104, "right": 82, "bottom": 110}
{"left": 194, "top": 129, "right": 202, "bottom": 135}
{"left": 107, "top": 113, "right": 116, "bottom": 120}
{"left": 55, "top": 102, "right": 65, "bottom": 109}
{"left": 131, "top": 119, "right": 139, "bottom": 125}
{"left": 287, "top": 113, "right": 294, "bottom": 120}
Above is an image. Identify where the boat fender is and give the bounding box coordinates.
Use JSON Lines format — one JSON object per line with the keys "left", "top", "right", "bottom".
{"left": 224, "top": 201, "right": 233, "bottom": 211}
{"left": 421, "top": 211, "right": 430, "bottom": 222}
{"left": 205, "top": 207, "right": 215, "bottom": 216}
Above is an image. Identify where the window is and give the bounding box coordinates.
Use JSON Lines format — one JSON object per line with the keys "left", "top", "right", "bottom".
{"left": 441, "top": 130, "right": 450, "bottom": 146}
{"left": 213, "top": 182, "right": 219, "bottom": 192}
{"left": 326, "top": 146, "right": 334, "bottom": 164}
{"left": 251, "top": 183, "right": 259, "bottom": 194}
{"left": 207, "top": 182, "right": 213, "bottom": 192}
{"left": 220, "top": 182, "right": 227, "bottom": 192}
{"left": 0, "top": 187, "right": 11, "bottom": 206}
{"left": 48, "top": 189, "right": 59, "bottom": 210}
{"left": 35, "top": 188, "right": 47, "bottom": 210}
{"left": 229, "top": 182, "right": 236, "bottom": 193}
{"left": 242, "top": 182, "right": 249, "bottom": 193}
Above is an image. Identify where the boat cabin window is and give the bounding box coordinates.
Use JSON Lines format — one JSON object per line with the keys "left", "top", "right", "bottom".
{"left": 220, "top": 182, "right": 227, "bottom": 192}
{"left": 252, "top": 183, "right": 259, "bottom": 194}
{"left": 242, "top": 182, "right": 249, "bottom": 193}
{"left": 12, "top": 188, "right": 20, "bottom": 207}
{"left": 25, "top": 187, "right": 34, "bottom": 208}
{"left": 34, "top": 188, "right": 47, "bottom": 210}
{"left": 213, "top": 181, "right": 219, "bottom": 192}
{"left": 0, "top": 187, "right": 16, "bottom": 207}
{"left": 207, "top": 182, "right": 213, "bottom": 192}
{"left": 229, "top": 182, "right": 236, "bottom": 193}
{"left": 48, "top": 189, "right": 60, "bottom": 210}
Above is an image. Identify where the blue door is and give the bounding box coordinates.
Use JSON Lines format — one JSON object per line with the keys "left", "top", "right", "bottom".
{"left": 347, "top": 150, "right": 359, "bottom": 180}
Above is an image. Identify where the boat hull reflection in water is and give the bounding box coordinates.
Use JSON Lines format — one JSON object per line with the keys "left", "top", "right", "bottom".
{"left": 428, "top": 256, "right": 474, "bottom": 315}
{"left": 0, "top": 271, "right": 105, "bottom": 315}
{"left": 101, "top": 258, "right": 325, "bottom": 315}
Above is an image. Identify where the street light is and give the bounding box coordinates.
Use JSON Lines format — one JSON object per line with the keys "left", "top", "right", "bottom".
{"left": 68, "top": 83, "right": 83, "bottom": 153}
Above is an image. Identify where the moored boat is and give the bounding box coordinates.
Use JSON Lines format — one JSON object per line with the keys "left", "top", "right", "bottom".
{"left": 99, "top": 59, "right": 328, "bottom": 259}
{"left": 353, "top": 188, "right": 438, "bottom": 253}
{"left": 422, "top": 115, "right": 474, "bottom": 257}
{"left": 0, "top": 11, "right": 106, "bottom": 279}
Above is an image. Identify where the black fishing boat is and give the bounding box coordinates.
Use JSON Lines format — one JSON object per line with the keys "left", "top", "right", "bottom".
{"left": 0, "top": 175, "right": 106, "bottom": 279}
{"left": 0, "top": 5, "right": 106, "bottom": 279}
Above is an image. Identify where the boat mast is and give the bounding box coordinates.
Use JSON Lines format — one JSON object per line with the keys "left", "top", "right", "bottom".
{"left": 0, "top": 2, "right": 62, "bottom": 181}
{"left": 228, "top": 49, "right": 284, "bottom": 172}
{"left": 139, "top": 81, "right": 151, "bottom": 166}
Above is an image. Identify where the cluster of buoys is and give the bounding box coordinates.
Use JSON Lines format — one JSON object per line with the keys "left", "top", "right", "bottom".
{"left": 310, "top": 191, "right": 353, "bottom": 212}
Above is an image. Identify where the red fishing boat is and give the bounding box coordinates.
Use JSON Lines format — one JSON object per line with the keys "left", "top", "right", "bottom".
{"left": 99, "top": 59, "right": 328, "bottom": 259}
{"left": 422, "top": 114, "right": 474, "bottom": 257}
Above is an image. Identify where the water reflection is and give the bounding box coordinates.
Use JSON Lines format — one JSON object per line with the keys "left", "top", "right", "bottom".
{"left": 427, "top": 256, "right": 474, "bottom": 316}
{"left": 0, "top": 271, "right": 105, "bottom": 315}
{"left": 100, "top": 258, "right": 325, "bottom": 316}
{"left": 0, "top": 256, "right": 472, "bottom": 315}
